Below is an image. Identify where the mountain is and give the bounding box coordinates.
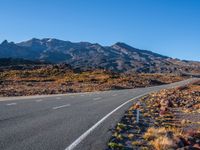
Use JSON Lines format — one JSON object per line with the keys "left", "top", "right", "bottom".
{"left": 0, "top": 38, "right": 200, "bottom": 73}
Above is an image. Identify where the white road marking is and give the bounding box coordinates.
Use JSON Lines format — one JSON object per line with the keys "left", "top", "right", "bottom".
{"left": 93, "top": 97, "right": 102, "bottom": 101}
{"left": 35, "top": 99, "right": 43, "bottom": 102}
{"left": 65, "top": 92, "right": 149, "bottom": 150}
{"left": 53, "top": 104, "right": 71, "bottom": 110}
{"left": 112, "top": 94, "right": 118, "bottom": 96}
{"left": 56, "top": 97, "right": 61, "bottom": 100}
{"left": 6, "top": 103, "right": 17, "bottom": 106}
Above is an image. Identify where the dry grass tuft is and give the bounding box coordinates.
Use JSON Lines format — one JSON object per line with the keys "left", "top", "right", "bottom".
{"left": 150, "top": 136, "right": 175, "bottom": 150}
{"left": 143, "top": 127, "right": 183, "bottom": 150}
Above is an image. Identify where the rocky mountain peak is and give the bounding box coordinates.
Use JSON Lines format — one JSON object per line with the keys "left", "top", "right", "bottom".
{"left": 1, "top": 40, "right": 9, "bottom": 45}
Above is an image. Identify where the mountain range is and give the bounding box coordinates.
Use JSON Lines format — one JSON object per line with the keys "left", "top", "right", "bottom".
{"left": 0, "top": 38, "right": 200, "bottom": 73}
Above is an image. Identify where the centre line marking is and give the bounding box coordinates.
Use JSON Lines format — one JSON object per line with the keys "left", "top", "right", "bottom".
{"left": 112, "top": 94, "right": 118, "bottom": 96}
{"left": 6, "top": 103, "right": 17, "bottom": 106}
{"left": 36, "top": 99, "right": 43, "bottom": 102}
{"left": 56, "top": 97, "right": 61, "bottom": 100}
{"left": 93, "top": 97, "right": 102, "bottom": 101}
{"left": 53, "top": 104, "right": 71, "bottom": 110}
{"left": 65, "top": 92, "right": 149, "bottom": 150}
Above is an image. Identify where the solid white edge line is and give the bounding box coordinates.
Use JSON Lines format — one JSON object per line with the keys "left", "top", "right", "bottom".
{"left": 65, "top": 92, "right": 149, "bottom": 150}
{"left": 53, "top": 104, "right": 71, "bottom": 110}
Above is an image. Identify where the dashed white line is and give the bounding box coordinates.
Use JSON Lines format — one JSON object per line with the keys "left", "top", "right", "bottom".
{"left": 35, "top": 99, "right": 43, "bottom": 102}
{"left": 53, "top": 104, "right": 71, "bottom": 110}
{"left": 112, "top": 94, "right": 118, "bottom": 96}
{"left": 65, "top": 92, "right": 149, "bottom": 150}
{"left": 56, "top": 97, "right": 61, "bottom": 100}
{"left": 93, "top": 97, "right": 102, "bottom": 101}
{"left": 6, "top": 103, "right": 17, "bottom": 106}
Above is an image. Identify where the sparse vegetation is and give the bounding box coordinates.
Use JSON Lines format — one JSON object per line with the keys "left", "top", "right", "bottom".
{"left": 0, "top": 64, "right": 186, "bottom": 97}
{"left": 107, "top": 80, "right": 200, "bottom": 150}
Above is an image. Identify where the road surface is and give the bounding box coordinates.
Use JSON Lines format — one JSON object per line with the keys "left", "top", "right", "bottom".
{"left": 0, "top": 78, "right": 198, "bottom": 150}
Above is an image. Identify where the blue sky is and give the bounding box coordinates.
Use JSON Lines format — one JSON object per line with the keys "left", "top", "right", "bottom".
{"left": 0, "top": 0, "right": 200, "bottom": 61}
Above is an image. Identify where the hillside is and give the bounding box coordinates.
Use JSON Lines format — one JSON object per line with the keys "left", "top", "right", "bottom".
{"left": 0, "top": 58, "right": 50, "bottom": 72}
{"left": 1, "top": 38, "right": 200, "bottom": 73}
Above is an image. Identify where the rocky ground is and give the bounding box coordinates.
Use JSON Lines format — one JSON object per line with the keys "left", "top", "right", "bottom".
{"left": 0, "top": 65, "right": 186, "bottom": 97}
{"left": 107, "top": 80, "right": 200, "bottom": 150}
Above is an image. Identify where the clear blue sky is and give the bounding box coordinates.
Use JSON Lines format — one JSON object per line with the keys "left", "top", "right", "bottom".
{"left": 0, "top": 0, "right": 200, "bottom": 61}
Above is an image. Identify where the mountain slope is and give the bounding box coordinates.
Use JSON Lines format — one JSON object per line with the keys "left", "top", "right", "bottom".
{"left": 0, "top": 58, "right": 46, "bottom": 66}
{"left": 0, "top": 38, "right": 200, "bottom": 73}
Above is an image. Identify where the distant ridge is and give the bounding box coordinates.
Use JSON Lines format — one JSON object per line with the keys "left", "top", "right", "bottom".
{"left": 0, "top": 58, "right": 46, "bottom": 66}
{"left": 0, "top": 38, "right": 200, "bottom": 74}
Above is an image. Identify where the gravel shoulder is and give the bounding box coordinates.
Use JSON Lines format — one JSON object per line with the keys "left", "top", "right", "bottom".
{"left": 107, "top": 79, "right": 200, "bottom": 150}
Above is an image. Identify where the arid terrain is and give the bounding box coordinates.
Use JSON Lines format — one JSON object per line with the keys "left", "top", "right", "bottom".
{"left": 1, "top": 1, "right": 200, "bottom": 150}
{"left": 107, "top": 80, "right": 200, "bottom": 150}
{"left": 0, "top": 64, "right": 186, "bottom": 97}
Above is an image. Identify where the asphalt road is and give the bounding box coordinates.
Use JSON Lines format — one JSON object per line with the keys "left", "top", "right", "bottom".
{"left": 0, "top": 78, "right": 198, "bottom": 150}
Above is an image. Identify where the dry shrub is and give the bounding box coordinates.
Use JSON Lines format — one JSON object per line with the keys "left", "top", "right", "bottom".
{"left": 143, "top": 127, "right": 167, "bottom": 140}
{"left": 150, "top": 136, "right": 175, "bottom": 150}
{"left": 143, "top": 127, "right": 183, "bottom": 150}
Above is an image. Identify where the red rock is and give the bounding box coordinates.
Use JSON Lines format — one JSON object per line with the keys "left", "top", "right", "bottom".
{"left": 193, "top": 144, "right": 200, "bottom": 149}
{"left": 185, "top": 129, "right": 197, "bottom": 137}
{"left": 159, "top": 109, "right": 168, "bottom": 116}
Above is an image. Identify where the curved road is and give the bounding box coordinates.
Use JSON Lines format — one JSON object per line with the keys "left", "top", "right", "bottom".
{"left": 0, "top": 78, "right": 198, "bottom": 150}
